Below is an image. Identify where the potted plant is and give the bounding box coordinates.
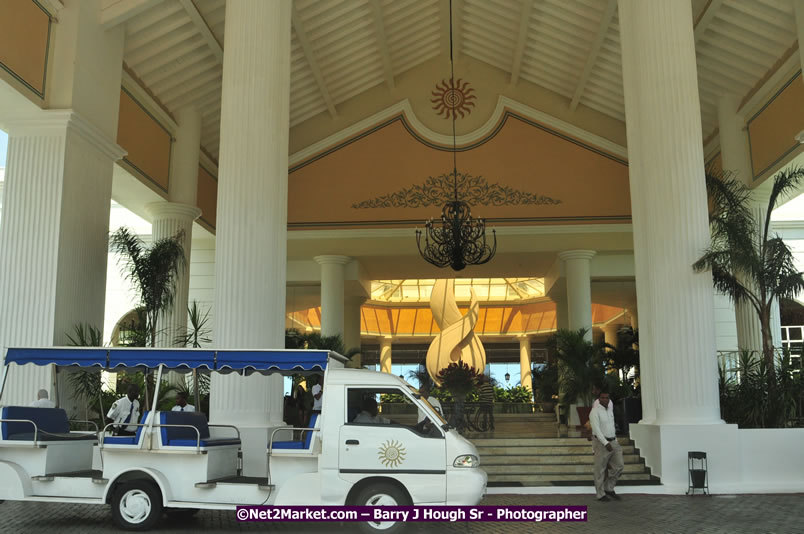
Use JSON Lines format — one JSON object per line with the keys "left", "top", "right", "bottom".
{"left": 551, "top": 328, "right": 605, "bottom": 427}
{"left": 604, "top": 326, "right": 641, "bottom": 431}
{"left": 532, "top": 362, "right": 558, "bottom": 413}
{"left": 436, "top": 361, "right": 480, "bottom": 432}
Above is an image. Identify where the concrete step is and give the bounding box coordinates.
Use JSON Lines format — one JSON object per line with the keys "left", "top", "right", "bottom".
{"left": 487, "top": 472, "right": 654, "bottom": 484}
{"left": 477, "top": 445, "right": 636, "bottom": 456}
{"left": 481, "top": 453, "right": 643, "bottom": 466}
{"left": 471, "top": 437, "right": 631, "bottom": 446}
{"left": 482, "top": 462, "right": 648, "bottom": 475}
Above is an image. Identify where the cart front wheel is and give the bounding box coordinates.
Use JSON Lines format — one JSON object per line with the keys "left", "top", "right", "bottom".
{"left": 111, "top": 480, "right": 163, "bottom": 531}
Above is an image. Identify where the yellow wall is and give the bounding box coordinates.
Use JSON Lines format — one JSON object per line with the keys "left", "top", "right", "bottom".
{"left": 289, "top": 109, "right": 630, "bottom": 229}
{"left": 0, "top": 0, "right": 50, "bottom": 98}
{"left": 116, "top": 88, "right": 172, "bottom": 194}
{"left": 747, "top": 72, "right": 804, "bottom": 180}
{"left": 197, "top": 165, "right": 218, "bottom": 230}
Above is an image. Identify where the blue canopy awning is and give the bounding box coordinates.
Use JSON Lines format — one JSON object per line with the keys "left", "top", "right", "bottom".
{"left": 216, "top": 350, "right": 331, "bottom": 373}
{"left": 4, "top": 347, "right": 109, "bottom": 367}
{"left": 109, "top": 348, "right": 215, "bottom": 370}
{"left": 4, "top": 348, "right": 344, "bottom": 373}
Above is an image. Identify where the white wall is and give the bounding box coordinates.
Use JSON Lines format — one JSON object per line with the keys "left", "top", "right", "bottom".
{"left": 187, "top": 237, "right": 216, "bottom": 343}
{"left": 631, "top": 423, "right": 804, "bottom": 494}
{"left": 713, "top": 291, "right": 738, "bottom": 351}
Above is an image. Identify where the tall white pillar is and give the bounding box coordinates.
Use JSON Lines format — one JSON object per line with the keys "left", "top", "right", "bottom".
{"left": 314, "top": 255, "right": 351, "bottom": 338}
{"left": 518, "top": 335, "right": 532, "bottom": 392}
{"left": 343, "top": 297, "right": 366, "bottom": 366}
{"left": 619, "top": 0, "right": 721, "bottom": 425}
{"left": 0, "top": 0, "right": 124, "bottom": 409}
{"left": 795, "top": 2, "right": 804, "bottom": 77}
{"left": 380, "top": 337, "right": 393, "bottom": 374}
{"left": 147, "top": 107, "right": 202, "bottom": 349}
{"left": 209, "top": 0, "right": 292, "bottom": 475}
{"left": 559, "top": 250, "right": 596, "bottom": 341}
{"left": 717, "top": 94, "right": 782, "bottom": 354}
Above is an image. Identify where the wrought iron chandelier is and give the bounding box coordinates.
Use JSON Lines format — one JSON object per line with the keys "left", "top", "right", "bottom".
{"left": 415, "top": 0, "right": 496, "bottom": 272}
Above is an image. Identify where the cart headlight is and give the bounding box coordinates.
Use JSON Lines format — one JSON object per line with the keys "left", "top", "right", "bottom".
{"left": 453, "top": 454, "right": 480, "bottom": 468}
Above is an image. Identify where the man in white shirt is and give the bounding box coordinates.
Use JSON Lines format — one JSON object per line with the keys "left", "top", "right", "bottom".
{"left": 30, "top": 389, "right": 56, "bottom": 408}
{"left": 171, "top": 391, "right": 195, "bottom": 412}
{"left": 353, "top": 397, "right": 391, "bottom": 424}
{"left": 589, "top": 387, "right": 624, "bottom": 501}
{"left": 311, "top": 375, "right": 323, "bottom": 414}
{"left": 417, "top": 383, "right": 443, "bottom": 424}
{"left": 106, "top": 384, "right": 141, "bottom": 436}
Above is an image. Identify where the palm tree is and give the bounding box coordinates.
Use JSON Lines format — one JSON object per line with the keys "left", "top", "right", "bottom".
{"left": 551, "top": 328, "right": 606, "bottom": 407}
{"left": 110, "top": 227, "right": 186, "bottom": 348}
{"left": 693, "top": 166, "right": 804, "bottom": 382}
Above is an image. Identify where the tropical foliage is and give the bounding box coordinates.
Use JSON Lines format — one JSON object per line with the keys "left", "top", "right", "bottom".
{"left": 719, "top": 349, "right": 803, "bottom": 428}
{"left": 110, "top": 227, "right": 186, "bottom": 347}
{"left": 693, "top": 166, "right": 804, "bottom": 381}
{"left": 551, "top": 328, "right": 606, "bottom": 407}
{"left": 436, "top": 361, "right": 481, "bottom": 397}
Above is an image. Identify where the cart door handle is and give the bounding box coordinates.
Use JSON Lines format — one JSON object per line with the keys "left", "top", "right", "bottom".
{"left": 346, "top": 439, "right": 359, "bottom": 445}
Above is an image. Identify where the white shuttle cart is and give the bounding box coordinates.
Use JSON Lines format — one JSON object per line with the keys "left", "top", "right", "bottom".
{"left": 0, "top": 347, "right": 486, "bottom": 532}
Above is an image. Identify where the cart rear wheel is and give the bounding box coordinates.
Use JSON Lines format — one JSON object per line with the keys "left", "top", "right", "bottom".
{"left": 355, "top": 482, "right": 410, "bottom": 534}
{"left": 111, "top": 480, "right": 163, "bottom": 531}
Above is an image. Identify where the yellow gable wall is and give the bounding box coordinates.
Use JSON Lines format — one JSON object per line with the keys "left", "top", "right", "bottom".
{"left": 0, "top": 0, "right": 51, "bottom": 99}
{"left": 288, "top": 110, "right": 631, "bottom": 229}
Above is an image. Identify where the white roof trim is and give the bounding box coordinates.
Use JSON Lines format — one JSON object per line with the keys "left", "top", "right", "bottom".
{"left": 290, "top": 95, "right": 627, "bottom": 167}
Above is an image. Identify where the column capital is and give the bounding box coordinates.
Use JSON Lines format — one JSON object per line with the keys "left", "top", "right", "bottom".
{"left": 145, "top": 201, "right": 202, "bottom": 222}
{"left": 558, "top": 249, "right": 596, "bottom": 262}
{"left": 314, "top": 255, "right": 352, "bottom": 266}
{"left": 4, "top": 110, "right": 126, "bottom": 162}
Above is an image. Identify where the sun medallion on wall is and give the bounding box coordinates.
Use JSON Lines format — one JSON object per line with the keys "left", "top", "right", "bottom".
{"left": 431, "top": 78, "right": 476, "bottom": 119}
{"left": 378, "top": 439, "right": 407, "bottom": 468}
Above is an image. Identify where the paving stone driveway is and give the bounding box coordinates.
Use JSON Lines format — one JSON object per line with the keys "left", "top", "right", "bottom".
{"left": 0, "top": 493, "right": 800, "bottom": 533}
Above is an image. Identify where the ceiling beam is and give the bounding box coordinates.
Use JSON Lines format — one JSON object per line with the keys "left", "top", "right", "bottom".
{"left": 370, "top": 0, "right": 395, "bottom": 89}
{"left": 694, "top": 0, "right": 724, "bottom": 42}
{"left": 569, "top": 0, "right": 617, "bottom": 111}
{"left": 178, "top": 0, "right": 224, "bottom": 64}
{"left": 291, "top": 4, "right": 337, "bottom": 118}
{"left": 439, "top": 0, "right": 463, "bottom": 62}
{"left": 510, "top": 0, "right": 535, "bottom": 85}
{"left": 100, "top": 0, "right": 162, "bottom": 30}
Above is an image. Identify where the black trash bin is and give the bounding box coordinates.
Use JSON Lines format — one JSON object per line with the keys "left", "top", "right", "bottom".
{"left": 687, "top": 451, "right": 709, "bottom": 495}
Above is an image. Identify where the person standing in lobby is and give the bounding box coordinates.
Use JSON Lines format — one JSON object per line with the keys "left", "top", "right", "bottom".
{"left": 589, "top": 386, "right": 623, "bottom": 501}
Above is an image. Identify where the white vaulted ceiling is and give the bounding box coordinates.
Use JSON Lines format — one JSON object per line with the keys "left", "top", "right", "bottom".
{"left": 118, "top": 0, "right": 800, "bottom": 162}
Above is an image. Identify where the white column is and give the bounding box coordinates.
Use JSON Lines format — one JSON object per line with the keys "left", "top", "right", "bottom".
{"left": 147, "top": 107, "right": 202, "bottom": 349}
{"left": 0, "top": 0, "right": 124, "bottom": 409}
{"left": 380, "top": 337, "right": 393, "bottom": 373}
{"left": 559, "top": 250, "right": 596, "bottom": 341}
{"left": 0, "top": 113, "right": 124, "bottom": 406}
{"left": 518, "top": 335, "right": 532, "bottom": 391}
{"left": 619, "top": 0, "right": 720, "bottom": 425}
{"left": 343, "top": 297, "right": 366, "bottom": 366}
{"left": 795, "top": 2, "right": 804, "bottom": 77}
{"left": 314, "top": 255, "right": 351, "bottom": 338}
{"left": 717, "top": 94, "right": 781, "bottom": 355}
{"left": 209, "top": 0, "right": 292, "bottom": 475}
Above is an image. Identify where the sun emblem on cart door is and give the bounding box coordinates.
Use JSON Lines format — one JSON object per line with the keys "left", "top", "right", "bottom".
{"left": 378, "top": 440, "right": 407, "bottom": 468}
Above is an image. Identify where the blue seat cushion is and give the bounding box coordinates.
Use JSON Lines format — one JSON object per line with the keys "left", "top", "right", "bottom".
{"left": 160, "top": 412, "right": 240, "bottom": 447}
{"left": 271, "top": 414, "right": 317, "bottom": 450}
{"left": 2, "top": 406, "right": 72, "bottom": 441}
{"left": 272, "top": 441, "right": 305, "bottom": 449}
{"left": 7, "top": 432, "right": 96, "bottom": 441}
{"left": 104, "top": 411, "right": 149, "bottom": 446}
{"left": 164, "top": 438, "right": 242, "bottom": 447}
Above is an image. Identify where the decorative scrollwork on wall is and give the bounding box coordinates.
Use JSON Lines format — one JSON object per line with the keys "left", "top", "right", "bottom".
{"left": 351, "top": 172, "right": 562, "bottom": 209}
